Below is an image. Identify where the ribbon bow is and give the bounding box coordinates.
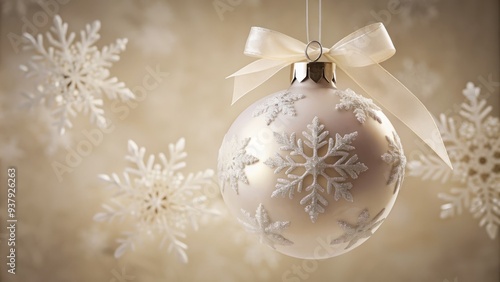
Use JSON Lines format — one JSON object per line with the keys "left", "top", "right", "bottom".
{"left": 227, "top": 23, "right": 452, "bottom": 169}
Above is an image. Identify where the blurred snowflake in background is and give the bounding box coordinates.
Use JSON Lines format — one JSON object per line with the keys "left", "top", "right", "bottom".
{"left": 395, "top": 58, "right": 441, "bottom": 101}
{"left": 397, "top": 0, "right": 440, "bottom": 27}
{"left": 408, "top": 82, "right": 500, "bottom": 239}
{"left": 21, "top": 15, "right": 134, "bottom": 135}
{"left": 94, "top": 138, "right": 217, "bottom": 263}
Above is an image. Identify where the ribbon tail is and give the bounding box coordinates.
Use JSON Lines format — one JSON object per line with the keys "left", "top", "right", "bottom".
{"left": 341, "top": 63, "right": 453, "bottom": 169}
{"left": 228, "top": 59, "right": 291, "bottom": 105}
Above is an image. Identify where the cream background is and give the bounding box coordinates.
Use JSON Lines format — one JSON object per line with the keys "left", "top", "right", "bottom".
{"left": 0, "top": 0, "right": 498, "bottom": 281}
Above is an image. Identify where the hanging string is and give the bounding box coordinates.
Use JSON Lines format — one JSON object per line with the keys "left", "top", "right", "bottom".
{"left": 305, "top": 0, "right": 322, "bottom": 43}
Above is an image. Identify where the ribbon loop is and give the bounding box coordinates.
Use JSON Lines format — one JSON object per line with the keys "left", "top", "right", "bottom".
{"left": 227, "top": 23, "right": 453, "bottom": 169}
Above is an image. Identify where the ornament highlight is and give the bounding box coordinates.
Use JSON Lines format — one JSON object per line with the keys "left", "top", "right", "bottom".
{"left": 219, "top": 62, "right": 406, "bottom": 259}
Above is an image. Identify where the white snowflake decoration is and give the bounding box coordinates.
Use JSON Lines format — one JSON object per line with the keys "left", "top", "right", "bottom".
{"left": 408, "top": 82, "right": 500, "bottom": 239}
{"left": 21, "top": 15, "right": 134, "bottom": 135}
{"left": 382, "top": 132, "right": 407, "bottom": 194}
{"left": 94, "top": 138, "right": 216, "bottom": 263}
{"left": 265, "top": 116, "right": 368, "bottom": 222}
{"left": 253, "top": 91, "right": 305, "bottom": 125}
{"left": 331, "top": 208, "right": 386, "bottom": 249}
{"left": 335, "top": 89, "right": 382, "bottom": 124}
{"left": 218, "top": 135, "right": 259, "bottom": 194}
{"left": 239, "top": 203, "right": 293, "bottom": 249}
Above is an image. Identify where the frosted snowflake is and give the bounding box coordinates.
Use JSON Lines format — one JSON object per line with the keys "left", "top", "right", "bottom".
{"left": 21, "top": 15, "right": 134, "bottom": 135}
{"left": 218, "top": 135, "right": 259, "bottom": 194}
{"left": 381, "top": 132, "right": 407, "bottom": 194}
{"left": 239, "top": 203, "right": 293, "bottom": 249}
{"left": 408, "top": 82, "right": 500, "bottom": 239}
{"left": 335, "top": 89, "right": 381, "bottom": 124}
{"left": 94, "top": 138, "right": 217, "bottom": 263}
{"left": 331, "top": 208, "right": 386, "bottom": 249}
{"left": 265, "top": 116, "right": 368, "bottom": 222}
{"left": 253, "top": 91, "right": 305, "bottom": 125}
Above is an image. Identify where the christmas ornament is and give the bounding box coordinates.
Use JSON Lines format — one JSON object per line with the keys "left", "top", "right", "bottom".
{"left": 219, "top": 61, "right": 405, "bottom": 259}
{"left": 218, "top": 7, "right": 451, "bottom": 259}
{"left": 408, "top": 82, "right": 500, "bottom": 239}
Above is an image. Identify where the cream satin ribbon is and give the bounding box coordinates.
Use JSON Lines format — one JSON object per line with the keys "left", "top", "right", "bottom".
{"left": 227, "top": 23, "right": 453, "bottom": 169}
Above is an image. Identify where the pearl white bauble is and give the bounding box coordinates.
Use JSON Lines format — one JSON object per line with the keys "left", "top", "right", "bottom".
{"left": 218, "top": 62, "right": 406, "bottom": 259}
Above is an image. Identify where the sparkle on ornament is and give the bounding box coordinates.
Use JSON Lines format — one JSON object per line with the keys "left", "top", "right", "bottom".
{"left": 381, "top": 132, "right": 407, "bottom": 194}
{"left": 21, "top": 15, "right": 134, "bottom": 135}
{"left": 253, "top": 91, "right": 305, "bottom": 125}
{"left": 218, "top": 136, "right": 259, "bottom": 194}
{"left": 94, "top": 138, "right": 216, "bottom": 263}
{"left": 331, "top": 208, "right": 386, "bottom": 249}
{"left": 408, "top": 82, "right": 500, "bottom": 239}
{"left": 265, "top": 116, "right": 368, "bottom": 222}
{"left": 335, "top": 89, "right": 382, "bottom": 124}
{"left": 239, "top": 203, "right": 293, "bottom": 249}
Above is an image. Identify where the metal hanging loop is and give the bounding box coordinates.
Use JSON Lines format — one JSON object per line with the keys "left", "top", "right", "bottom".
{"left": 305, "top": 40, "right": 323, "bottom": 62}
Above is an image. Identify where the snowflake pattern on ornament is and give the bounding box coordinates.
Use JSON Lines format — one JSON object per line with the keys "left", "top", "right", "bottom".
{"left": 21, "top": 15, "right": 134, "bottom": 135}
{"left": 239, "top": 204, "right": 293, "bottom": 249}
{"left": 335, "top": 89, "right": 382, "bottom": 124}
{"left": 382, "top": 132, "right": 407, "bottom": 194}
{"left": 218, "top": 136, "right": 259, "bottom": 194}
{"left": 408, "top": 82, "right": 500, "bottom": 239}
{"left": 331, "top": 208, "right": 386, "bottom": 249}
{"left": 265, "top": 116, "right": 368, "bottom": 222}
{"left": 253, "top": 91, "right": 305, "bottom": 125}
{"left": 94, "top": 138, "right": 216, "bottom": 263}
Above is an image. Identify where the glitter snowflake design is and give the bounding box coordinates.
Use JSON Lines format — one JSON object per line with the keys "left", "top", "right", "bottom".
{"left": 331, "top": 208, "right": 386, "bottom": 249}
{"left": 218, "top": 135, "right": 259, "bottom": 194}
{"left": 239, "top": 204, "right": 293, "bottom": 249}
{"left": 265, "top": 116, "right": 368, "bottom": 222}
{"left": 253, "top": 91, "right": 305, "bottom": 125}
{"left": 21, "top": 15, "right": 134, "bottom": 135}
{"left": 335, "top": 89, "right": 382, "bottom": 124}
{"left": 94, "top": 138, "right": 216, "bottom": 263}
{"left": 382, "top": 132, "right": 407, "bottom": 194}
{"left": 408, "top": 82, "right": 500, "bottom": 239}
